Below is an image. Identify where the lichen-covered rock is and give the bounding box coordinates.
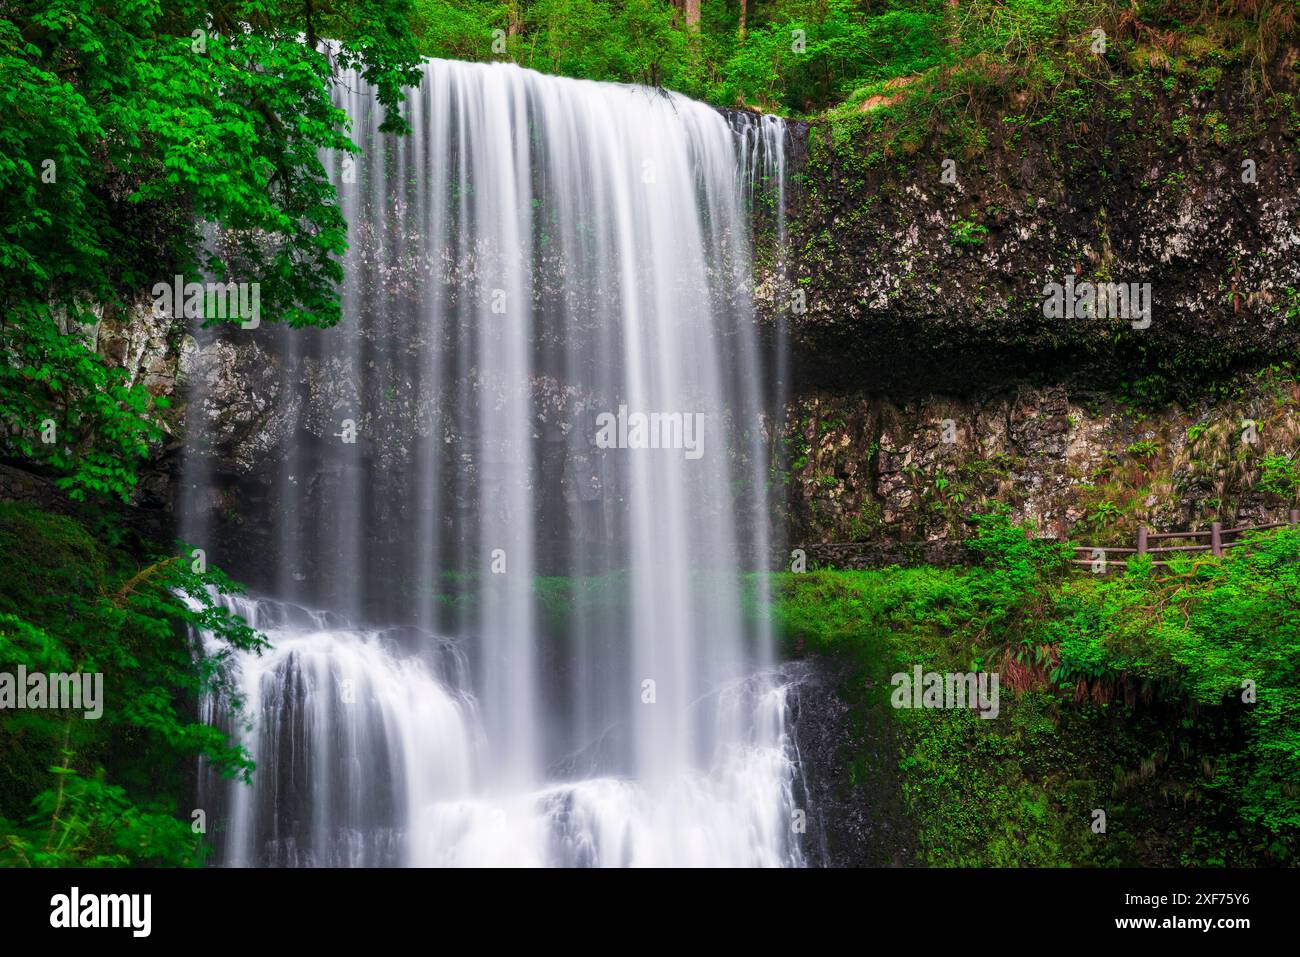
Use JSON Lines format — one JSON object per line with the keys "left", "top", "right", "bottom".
{"left": 182, "top": 335, "right": 295, "bottom": 474}
{"left": 782, "top": 371, "right": 1300, "bottom": 555}
{"left": 771, "top": 63, "right": 1300, "bottom": 397}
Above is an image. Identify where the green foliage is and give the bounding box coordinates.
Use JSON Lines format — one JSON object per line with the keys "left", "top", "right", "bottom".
{"left": 409, "top": 0, "right": 1296, "bottom": 119}
{"left": 1257, "top": 454, "right": 1299, "bottom": 502}
{"left": 1, "top": 306, "right": 165, "bottom": 500}
{"left": 772, "top": 511, "right": 1300, "bottom": 865}
{"left": 1, "top": 1, "right": 422, "bottom": 499}
{"left": 948, "top": 217, "right": 989, "bottom": 247}
{"left": 965, "top": 505, "right": 1071, "bottom": 588}
{"left": 411, "top": 0, "right": 955, "bottom": 112}
{"left": 409, "top": 0, "right": 504, "bottom": 60}
{"left": 1050, "top": 530, "right": 1300, "bottom": 849}
{"left": 415, "top": 0, "right": 697, "bottom": 90}
{"left": 717, "top": 1, "right": 950, "bottom": 112}
{"left": 0, "top": 503, "right": 265, "bottom": 866}
{"left": 4, "top": 768, "right": 202, "bottom": 868}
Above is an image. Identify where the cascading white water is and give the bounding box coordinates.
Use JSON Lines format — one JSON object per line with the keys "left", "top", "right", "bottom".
{"left": 187, "top": 58, "right": 795, "bottom": 867}
{"left": 195, "top": 595, "right": 478, "bottom": 866}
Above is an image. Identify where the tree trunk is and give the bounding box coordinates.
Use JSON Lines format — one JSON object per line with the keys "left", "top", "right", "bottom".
{"left": 685, "top": 0, "right": 700, "bottom": 30}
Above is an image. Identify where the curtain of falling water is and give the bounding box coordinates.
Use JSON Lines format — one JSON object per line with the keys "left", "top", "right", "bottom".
{"left": 188, "top": 59, "right": 795, "bottom": 866}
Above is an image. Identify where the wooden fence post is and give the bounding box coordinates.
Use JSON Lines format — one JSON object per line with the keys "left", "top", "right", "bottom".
{"left": 1074, "top": 515, "right": 1300, "bottom": 575}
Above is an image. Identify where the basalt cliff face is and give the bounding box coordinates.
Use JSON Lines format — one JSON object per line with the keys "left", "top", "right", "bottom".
{"left": 768, "top": 57, "right": 1300, "bottom": 557}
{"left": 779, "top": 379, "right": 1300, "bottom": 564}
{"left": 779, "top": 62, "right": 1300, "bottom": 397}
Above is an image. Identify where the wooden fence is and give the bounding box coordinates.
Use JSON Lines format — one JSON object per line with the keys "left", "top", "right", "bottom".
{"left": 1071, "top": 509, "right": 1300, "bottom": 571}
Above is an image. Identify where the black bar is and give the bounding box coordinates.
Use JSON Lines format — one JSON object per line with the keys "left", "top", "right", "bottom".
{"left": 0, "top": 867, "right": 1288, "bottom": 943}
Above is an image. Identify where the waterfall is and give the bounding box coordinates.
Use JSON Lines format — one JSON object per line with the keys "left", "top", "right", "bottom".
{"left": 186, "top": 59, "right": 795, "bottom": 867}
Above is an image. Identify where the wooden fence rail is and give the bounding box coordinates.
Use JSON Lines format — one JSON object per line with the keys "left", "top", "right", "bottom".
{"left": 1071, "top": 509, "right": 1300, "bottom": 570}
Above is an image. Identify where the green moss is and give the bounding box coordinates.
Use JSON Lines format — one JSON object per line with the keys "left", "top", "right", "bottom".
{"left": 0, "top": 505, "right": 107, "bottom": 617}
{"left": 767, "top": 512, "right": 1300, "bottom": 866}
